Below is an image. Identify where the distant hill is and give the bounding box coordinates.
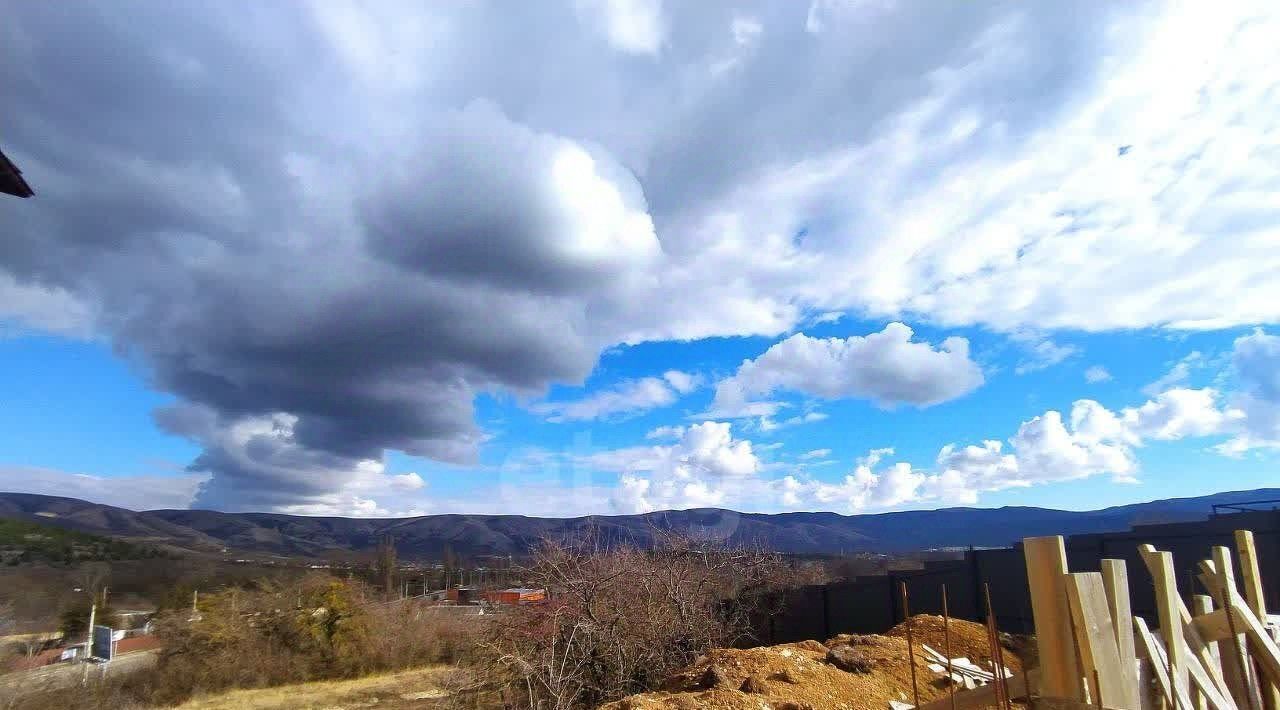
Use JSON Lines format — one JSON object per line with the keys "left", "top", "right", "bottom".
{"left": 0, "top": 488, "right": 1276, "bottom": 560}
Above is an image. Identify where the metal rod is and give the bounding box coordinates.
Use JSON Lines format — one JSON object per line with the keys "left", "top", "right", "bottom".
{"left": 944, "top": 584, "right": 957, "bottom": 710}
{"left": 902, "top": 581, "right": 921, "bottom": 708}
{"left": 984, "top": 582, "right": 1010, "bottom": 710}
{"left": 984, "top": 605, "right": 1002, "bottom": 710}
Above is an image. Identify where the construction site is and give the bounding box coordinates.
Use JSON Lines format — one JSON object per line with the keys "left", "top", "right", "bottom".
{"left": 599, "top": 522, "right": 1280, "bottom": 710}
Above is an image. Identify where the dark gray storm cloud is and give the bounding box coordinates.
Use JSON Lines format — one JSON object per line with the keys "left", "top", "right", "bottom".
{"left": 0, "top": 0, "right": 1156, "bottom": 511}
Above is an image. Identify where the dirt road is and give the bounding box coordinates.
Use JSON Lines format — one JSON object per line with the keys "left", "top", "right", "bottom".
{"left": 0, "top": 649, "right": 157, "bottom": 699}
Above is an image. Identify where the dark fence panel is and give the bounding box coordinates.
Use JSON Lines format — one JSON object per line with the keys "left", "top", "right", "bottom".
{"left": 746, "top": 510, "right": 1279, "bottom": 645}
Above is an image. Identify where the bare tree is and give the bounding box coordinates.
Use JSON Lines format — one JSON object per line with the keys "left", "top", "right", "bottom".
{"left": 373, "top": 534, "right": 397, "bottom": 599}
{"left": 476, "top": 530, "right": 789, "bottom": 709}
{"left": 75, "top": 561, "right": 111, "bottom": 600}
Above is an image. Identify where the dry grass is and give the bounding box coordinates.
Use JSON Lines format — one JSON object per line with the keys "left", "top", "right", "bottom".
{"left": 172, "top": 665, "right": 460, "bottom": 710}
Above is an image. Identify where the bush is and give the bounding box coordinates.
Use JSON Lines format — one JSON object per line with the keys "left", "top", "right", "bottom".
{"left": 473, "top": 531, "right": 788, "bottom": 709}
{"left": 4, "top": 573, "right": 482, "bottom": 709}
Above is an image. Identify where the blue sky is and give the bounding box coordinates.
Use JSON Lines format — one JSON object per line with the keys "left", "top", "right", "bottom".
{"left": 1, "top": 1, "right": 1278, "bottom": 517}
{"left": 3, "top": 319, "right": 1276, "bottom": 517}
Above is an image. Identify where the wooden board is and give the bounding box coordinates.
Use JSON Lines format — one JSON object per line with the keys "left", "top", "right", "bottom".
{"left": 1221, "top": 585, "right": 1280, "bottom": 689}
{"left": 1026, "top": 535, "right": 1082, "bottom": 700}
{"left": 1067, "top": 572, "right": 1139, "bottom": 709}
{"left": 1104, "top": 559, "right": 1142, "bottom": 710}
{"left": 1209, "top": 547, "right": 1263, "bottom": 710}
{"left": 1152, "top": 549, "right": 1190, "bottom": 696}
{"left": 1238, "top": 530, "right": 1280, "bottom": 710}
{"left": 1142, "top": 545, "right": 1236, "bottom": 702}
{"left": 1194, "top": 595, "right": 1223, "bottom": 677}
{"left": 1138, "top": 614, "right": 1196, "bottom": 710}
{"left": 1155, "top": 633, "right": 1240, "bottom": 710}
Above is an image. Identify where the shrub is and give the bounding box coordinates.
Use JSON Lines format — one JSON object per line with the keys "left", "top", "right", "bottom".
{"left": 473, "top": 531, "right": 788, "bottom": 709}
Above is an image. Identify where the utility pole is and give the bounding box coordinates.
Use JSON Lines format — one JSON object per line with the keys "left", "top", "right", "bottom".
{"left": 85, "top": 603, "right": 96, "bottom": 660}
{"left": 101, "top": 586, "right": 109, "bottom": 609}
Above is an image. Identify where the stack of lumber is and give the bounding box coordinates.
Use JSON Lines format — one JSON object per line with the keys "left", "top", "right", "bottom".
{"left": 919, "top": 643, "right": 1011, "bottom": 690}
{"left": 923, "top": 528, "right": 1279, "bottom": 710}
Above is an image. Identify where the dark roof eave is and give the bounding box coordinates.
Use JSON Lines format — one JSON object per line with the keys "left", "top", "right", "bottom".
{"left": 0, "top": 149, "right": 35, "bottom": 198}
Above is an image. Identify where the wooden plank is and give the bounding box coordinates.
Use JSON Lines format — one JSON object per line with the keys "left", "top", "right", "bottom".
{"left": 1152, "top": 549, "right": 1191, "bottom": 700}
{"left": 1221, "top": 585, "right": 1280, "bottom": 690}
{"left": 1104, "top": 559, "right": 1143, "bottom": 710}
{"left": 1183, "top": 640, "right": 1240, "bottom": 710}
{"left": 1142, "top": 545, "right": 1237, "bottom": 702}
{"left": 1202, "top": 554, "right": 1263, "bottom": 710}
{"left": 1068, "top": 572, "right": 1139, "bottom": 709}
{"left": 1238, "top": 530, "right": 1280, "bottom": 710}
{"left": 1157, "top": 634, "right": 1240, "bottom": 710}
{"left": 1194, "top": 592, "right": 1224, "bottom": 710}
{"left": 1187, "top": 591, "right": 1218, "bottom": 710}
{"left": 1146, "top": 660, "right": 1167, "bottom": 710}
{"left": 1026, "top": 535, "right": 1083, "bottom": 700}
{"left": 1195, "top": 595, "right": 1223, "bottom": 677}
{"left": 1236, "top": 532, "right": 1268, "bottom": 621}
{"left": 1139, "top": 614, "right": 1197, "bottom": 710}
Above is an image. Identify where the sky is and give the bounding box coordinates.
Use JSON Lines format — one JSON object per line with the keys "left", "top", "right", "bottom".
{"left": 1, "top": 0, "right": 1278, "bottom": 519}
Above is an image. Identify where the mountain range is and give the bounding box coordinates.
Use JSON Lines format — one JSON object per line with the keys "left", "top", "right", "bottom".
{"left": 1, "top": 488, "right": 1276, "bottom": 560}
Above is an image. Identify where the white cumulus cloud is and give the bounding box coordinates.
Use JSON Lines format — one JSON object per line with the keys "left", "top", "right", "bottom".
{"left": 712, "top": 322, "right": 984, "bottom": 416}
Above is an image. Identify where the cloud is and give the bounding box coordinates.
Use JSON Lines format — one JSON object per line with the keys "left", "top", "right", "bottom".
{"left": 268, "top": 470, "right": 432, "bottom": 518}
{"left": 1084, "top": 366, "right": 1112, "bottom": 383}
{"left": 0, "top": 465, "right": 207, "bottom": 511}
{"left": 645, "top": 424, "right": 686, "bottom": 440}
{"left": 1010, "top": 331, "right": 1079, "bottom": 374}
{"left": 597, "top": 421, "right": 761, "bottom": 513}
{"left": 1009, "top": 405, "right": 1136, "bottom": 483}
{"left": 532, "top": 369, "right": 700, "bottom": 421}
{"left": 1122, "top": 388, "right": 1242, "bottom": 441}
{"left": 4, "top": 2, "right": 1278, "bottom": 513}
{"left": 935, "top": 440, "right": 1020, "bottom": 492}
{"left": 1143, "top": 351, "right": 1207, "bottom": 395}
{"left": 803, "top": 458, "right": 932, "bottom": 512}
{"left": 712, "top": 323, "right": 984, "bottom": 415}
{"left": 731, "top": 16, "right": 763, "bottom": 46}
{"left": 534, "top": 377, "right": 675, "bottom": 422}
{"left": 799, "top": 448, "right": 831, "bottom": 460}
{"left": 0, "top": 8, "right": 669, "bottom": 511}
{"left": 662, "top": 370, "right": 703, "bottom": 394}
{"left": 0, "top": 274, "right": 95, "bottom": 338}
{"left": 757, "top": 410, "right": 828, "bottom": 432}
{"left": 780, "top": 378, "right": 1260, "bottom": 512}
{"left": 575, "top": 0, "right": 665, "bottom": 55}
{"left": 1217, "top": 330, "right": 1280, "bottom": 454}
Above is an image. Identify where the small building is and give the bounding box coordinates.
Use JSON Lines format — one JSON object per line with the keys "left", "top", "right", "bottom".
{"left": 445, "top": 586, "right": 478, "bottom": 604}
{"left": 484, "top": 588, "right": 546, "bottom": 606}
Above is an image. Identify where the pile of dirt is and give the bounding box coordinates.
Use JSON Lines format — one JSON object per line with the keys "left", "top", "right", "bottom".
{"left": 601, "top": 617, "right": 1024, "bottom": 710}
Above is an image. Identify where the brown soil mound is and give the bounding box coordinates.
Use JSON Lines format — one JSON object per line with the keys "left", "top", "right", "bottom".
{"left": 601, "top": 616, "right": 1024, "bottom": 710}
{"left": 885, "top": 615, "right": 1022, "bottom": 673}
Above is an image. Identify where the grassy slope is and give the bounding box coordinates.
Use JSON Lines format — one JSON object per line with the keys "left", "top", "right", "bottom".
{"left": 171, "top": 666, "right": 459, "bottom": 710}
